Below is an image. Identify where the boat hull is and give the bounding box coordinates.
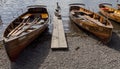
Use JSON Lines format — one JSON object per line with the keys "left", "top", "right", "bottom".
{"left": 3, "top": 5, "right": 50, "bottom": 61}
{"left": 70, "top": 14, "right": 112, "bottom": 42}
{"left": 4, "top": 23, "right": 48, "bottom": 61}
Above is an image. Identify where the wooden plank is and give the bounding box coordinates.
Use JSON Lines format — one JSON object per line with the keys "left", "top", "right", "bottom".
{"left": 51, "top": 15, "right": 67, "bottom": 49}
{"left": 21, "top": 14, "right": 32, "bottom": 19}
{"left": 51, "top": 16, "right": 59, "bottom": 48}
{"left": 58, "top": 19, "right": 67, "bottom": 48}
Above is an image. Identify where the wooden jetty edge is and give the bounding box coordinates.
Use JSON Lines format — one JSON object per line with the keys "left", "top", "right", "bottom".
{"left": 51, "top": 15, "right": 67, "bottom": 49}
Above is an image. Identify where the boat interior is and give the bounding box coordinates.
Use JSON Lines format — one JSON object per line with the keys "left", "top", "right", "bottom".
{"left": 4, "top": 8, "right": 49, "bottom": 38}
{"left": 99, "top": 4, "right": 116, "bottom": 13}
{"left": 70, "top": 6, "right": 110, "bottom": 26}
{"left": 100, "top": 4, "right": 120, "bottom": 17}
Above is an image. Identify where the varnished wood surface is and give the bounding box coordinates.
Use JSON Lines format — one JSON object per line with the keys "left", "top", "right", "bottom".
{"left": 3, "top": 6, "right": 49, "bottom": 61}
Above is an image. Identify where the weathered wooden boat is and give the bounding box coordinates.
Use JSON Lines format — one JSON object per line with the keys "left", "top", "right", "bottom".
{"left": 3, "top": 5, "right": 49, "bottom": 61}
{"left": 69, "top": 3, "right": 113, "bottom": 43}
{"left": 99, "top": 3, "right": 120, "bottom": 23}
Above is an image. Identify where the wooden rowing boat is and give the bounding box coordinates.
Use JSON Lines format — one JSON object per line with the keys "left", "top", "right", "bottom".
{"left": 3, "top": 5, "right": 49, "bottom": 61}
{"left": 69, "top": 3, "right": 113, "bottom": 43}
{"left": 99, "top": 3, "right": 120, "bottom": 23}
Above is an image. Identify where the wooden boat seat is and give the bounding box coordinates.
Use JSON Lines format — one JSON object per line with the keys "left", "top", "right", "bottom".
{"left": 93, "top": 14, "right": 98, "bottom": 20}
{"left": 79, "top": 9, "right": 93, "bottom": 15}
{"left": 94, "top": 16, "right": 100, "bottom": 20}
{"left": 108, "top": 10, "right": 114, "bottom": 13}
{"left": 41, "top": 13, "right": 48, "bottom": 19}
{"left": 107, "top": 9, "right": 114, "bottom": 13}
{"left": 71, "top": 11, "right": 75, "bottom": 14}
{"left": 85, "top": 16, "right": 105, "bottom": 26}
{"left": 84, "top": 12, "right": 93, "bottom": 16}
{"left": 21, "top": 14, "right": 32, "bottom": 19}
{"left": 73, "top": 12, "right": 85, "bottom": 18}
{"left": 114, "top": 10, "right": 120, "bottom": 15}
{"left": 102, "top": 20, "right": 108, "bottom": 25}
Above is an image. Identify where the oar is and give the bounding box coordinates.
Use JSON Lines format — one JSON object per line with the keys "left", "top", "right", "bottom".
{"left": 11, "top": 18, "right": 30, "bottom": 36}
{"left": 7, "top": 13, "right": 32, "bottom": 37}
{"left": 7, "top": 19, "right": 26, "bottom": 37}
{"left": 14, "top": 18, "right": 40, "bottom": 36}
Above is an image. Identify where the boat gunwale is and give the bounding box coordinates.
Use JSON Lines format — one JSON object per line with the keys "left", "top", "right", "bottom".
{"left": 3, "top": 20, "right": 49, "bottom": 42}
